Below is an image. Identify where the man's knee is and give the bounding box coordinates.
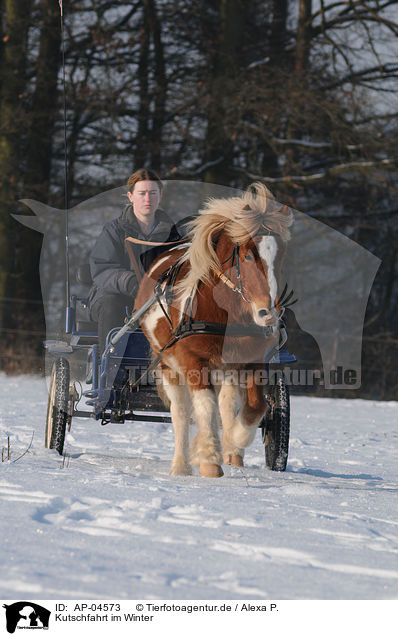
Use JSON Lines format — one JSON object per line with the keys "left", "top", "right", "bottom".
{"left": 91, "top": 293, "right": 131, "bottom": 323}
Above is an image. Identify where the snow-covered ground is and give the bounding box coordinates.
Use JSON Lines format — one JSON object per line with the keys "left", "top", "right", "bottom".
{"left": 0, "top": 373, "right": 397, "bottom": 600}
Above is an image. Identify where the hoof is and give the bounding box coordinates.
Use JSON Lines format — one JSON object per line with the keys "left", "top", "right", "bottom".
{"left": 199, "top": 463, "right": 224, "bottom": 478}
{"left": 223, "top": 454, "right": 244, "bottom": 467}
{"left": 170, "top": 462, "right": 193, "bottom": 476}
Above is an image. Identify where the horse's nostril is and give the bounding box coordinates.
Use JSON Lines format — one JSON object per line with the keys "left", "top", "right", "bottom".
{"left": 258, "top": 309, "right": 269, "bottom": 319}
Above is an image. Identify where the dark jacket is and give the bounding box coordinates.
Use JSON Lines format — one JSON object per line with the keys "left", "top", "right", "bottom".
{"left": 89, "top": 205, "right": 180, "bottom": 312}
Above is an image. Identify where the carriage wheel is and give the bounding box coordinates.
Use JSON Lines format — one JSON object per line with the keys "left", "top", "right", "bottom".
{"left": 261, "top": 375, "right": 290, "bottom": 471}
{"left": 45, "top": 357, "right": 70, "bottom": 455}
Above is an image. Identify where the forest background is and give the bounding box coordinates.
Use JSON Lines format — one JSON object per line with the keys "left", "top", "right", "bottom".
{"left": 0, "top": 0, "right": 397, "bottom": 399}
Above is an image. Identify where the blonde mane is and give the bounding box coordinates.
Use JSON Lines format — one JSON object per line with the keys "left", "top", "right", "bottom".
{"left": 176, "top": 182, "right": 293, "bottom": 296}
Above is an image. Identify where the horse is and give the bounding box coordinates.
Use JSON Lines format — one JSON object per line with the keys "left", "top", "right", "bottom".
{"left": 135, "top": 182, "right": 293, "bottom": 478}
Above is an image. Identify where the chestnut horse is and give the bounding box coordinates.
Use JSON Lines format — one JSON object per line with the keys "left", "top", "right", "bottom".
{"left": 135, "top": 183, "right": 293, "bottom": 478}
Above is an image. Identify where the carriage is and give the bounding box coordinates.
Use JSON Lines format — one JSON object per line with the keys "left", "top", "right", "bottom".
{"left": 44, "top": 184, "right": 296, "bottom": 476}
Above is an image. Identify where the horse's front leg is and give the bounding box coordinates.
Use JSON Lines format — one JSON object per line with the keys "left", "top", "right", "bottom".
{"left": 160, "top": 367, "right": 192, "bottom": 476}
{"left": 187, "top": 364, "right": 223, "bottom": 478}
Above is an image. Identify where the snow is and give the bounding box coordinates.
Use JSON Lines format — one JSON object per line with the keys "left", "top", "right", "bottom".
{"left": 1, "top": 373, "right": 398, "bottom": 601}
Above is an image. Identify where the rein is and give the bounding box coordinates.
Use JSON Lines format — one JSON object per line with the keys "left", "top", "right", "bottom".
{"left": 125, "top": 237, "right": 188, "bottom": 247}
{"left": 124, "top": 236, "right": 188, "bottom": 285}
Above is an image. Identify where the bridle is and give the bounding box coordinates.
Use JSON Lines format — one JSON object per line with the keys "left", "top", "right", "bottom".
{"left": 213, "top": 230, "right": 297, "bottom": 317}
{"left": 214, "top": 239, "right": 281, "bottom": 316}
{"left": 214, "top": 244, "right": 251, "bottom": 303}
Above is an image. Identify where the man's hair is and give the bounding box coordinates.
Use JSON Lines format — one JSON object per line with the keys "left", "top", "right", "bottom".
{"left": 127, "top": 168, "right": 163, "bottom": 193}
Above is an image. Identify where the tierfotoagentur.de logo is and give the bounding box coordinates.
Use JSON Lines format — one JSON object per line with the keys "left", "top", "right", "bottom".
{"left": 2, "top": 603, "right": 51, "bottom": 633}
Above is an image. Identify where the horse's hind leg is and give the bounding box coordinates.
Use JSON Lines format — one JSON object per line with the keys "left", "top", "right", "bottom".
{"left": 161, "top": 369, "right": 192, "bottom": 476}
{"left": 230, "top": 377, "right": 268, "bottom": 449}
{"left": 190, "top": 385, "right": 223, "bottom": 478}
{"left": 218, "top": 381, "right": 245, "bottom": 467}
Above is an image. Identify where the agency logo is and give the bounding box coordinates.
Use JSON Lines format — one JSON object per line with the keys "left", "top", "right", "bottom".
{"left": 2, "top": 603, "right": 51, "bottom": 633}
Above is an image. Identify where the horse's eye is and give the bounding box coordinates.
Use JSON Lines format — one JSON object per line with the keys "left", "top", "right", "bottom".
{"left": 244, "top": 253, "right": 253, "bottom": 261}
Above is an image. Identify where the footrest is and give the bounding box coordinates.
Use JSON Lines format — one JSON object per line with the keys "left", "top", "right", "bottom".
{"left": 43, "top": 340, "right": 73, "bottom": 354}
{"left": 269, "top": 349, "right": 297, "bottom": 364}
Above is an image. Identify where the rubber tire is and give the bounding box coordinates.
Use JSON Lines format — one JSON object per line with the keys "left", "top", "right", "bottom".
{"left": 262, "top": 375, "right": 290, "bottom": 471}
{"left": 45, "top": 357, "right": 70, "bottom": 455}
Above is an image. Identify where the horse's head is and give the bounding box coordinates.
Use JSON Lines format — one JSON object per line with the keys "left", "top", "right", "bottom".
{"left": 215, "top": 232, "right": 286, "bottom": 328}
{"left": 176, "top": 182, "right": 293, "bottom": 329}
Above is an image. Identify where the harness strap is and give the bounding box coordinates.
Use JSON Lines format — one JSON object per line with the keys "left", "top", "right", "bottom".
{"left": 126, "top": 236, "right": 188, "bottom": 247}
{"left": 159, "top": 320, "right": 276, "bottom": 357}
{"left": 125, "top": 239, "right": 143, "bottom": 283}
{"left": 153, "top": 259, "right": 186, "bottom": 328}
{"left": 175, "top": 320, "right": 275, "bottom": 338}
{"left": 154, "top": 285, "right": 173, "bottom": 328}
{"left": 164, "top": 260, "right": 184, "bottom": 305}
{"left": 174, "top": 284, "right": 196, "bottom": 337}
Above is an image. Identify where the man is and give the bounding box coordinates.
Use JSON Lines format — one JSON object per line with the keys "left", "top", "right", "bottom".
{"left": 89, "top": 168, "right": 180, "bottom": 353}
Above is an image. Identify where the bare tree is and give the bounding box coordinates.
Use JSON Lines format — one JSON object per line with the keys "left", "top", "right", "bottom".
{"left": 0, "top": 0, "right": 33, "bottom": 335}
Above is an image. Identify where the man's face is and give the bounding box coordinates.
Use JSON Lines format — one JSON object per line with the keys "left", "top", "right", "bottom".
{"left": 127, "top": 180, "right": 161, "bottom": 220}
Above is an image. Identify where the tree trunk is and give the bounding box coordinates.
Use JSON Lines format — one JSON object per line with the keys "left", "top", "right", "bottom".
{"left": 0, "top": 0, "right": 5, "bottom": 94}
{"left": 12, "top": 0, "right": 63, "bottom": 363}
{"left": 284, "top": 0, "right": 313, "bottom": 174}
{"left": 270, "top": 0, "right": 288, "bottom": 65}
{"left": 25, "top": 0, "right": 62, "bottom": 200}
{"left": 203, "top": 0, "right": 246, "bottom": 185}
{"left": 145, "top": 0, "right": 166, "bottom": 172}
{"left": 296, "top": 0, "right": 312, "bottom": 75}
{"left": 0, "top": 0, "right": 33, "bottom": 335}
{"left": 134, "top": 1, "right": 150, "bottom": 169}
{"left": 261, "top": 0, "right": 289, "bottom": 177}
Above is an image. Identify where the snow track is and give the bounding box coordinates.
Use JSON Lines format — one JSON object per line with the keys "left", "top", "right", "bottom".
{"left": 0, "top": 374, "right": 397, "bottom": 599}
